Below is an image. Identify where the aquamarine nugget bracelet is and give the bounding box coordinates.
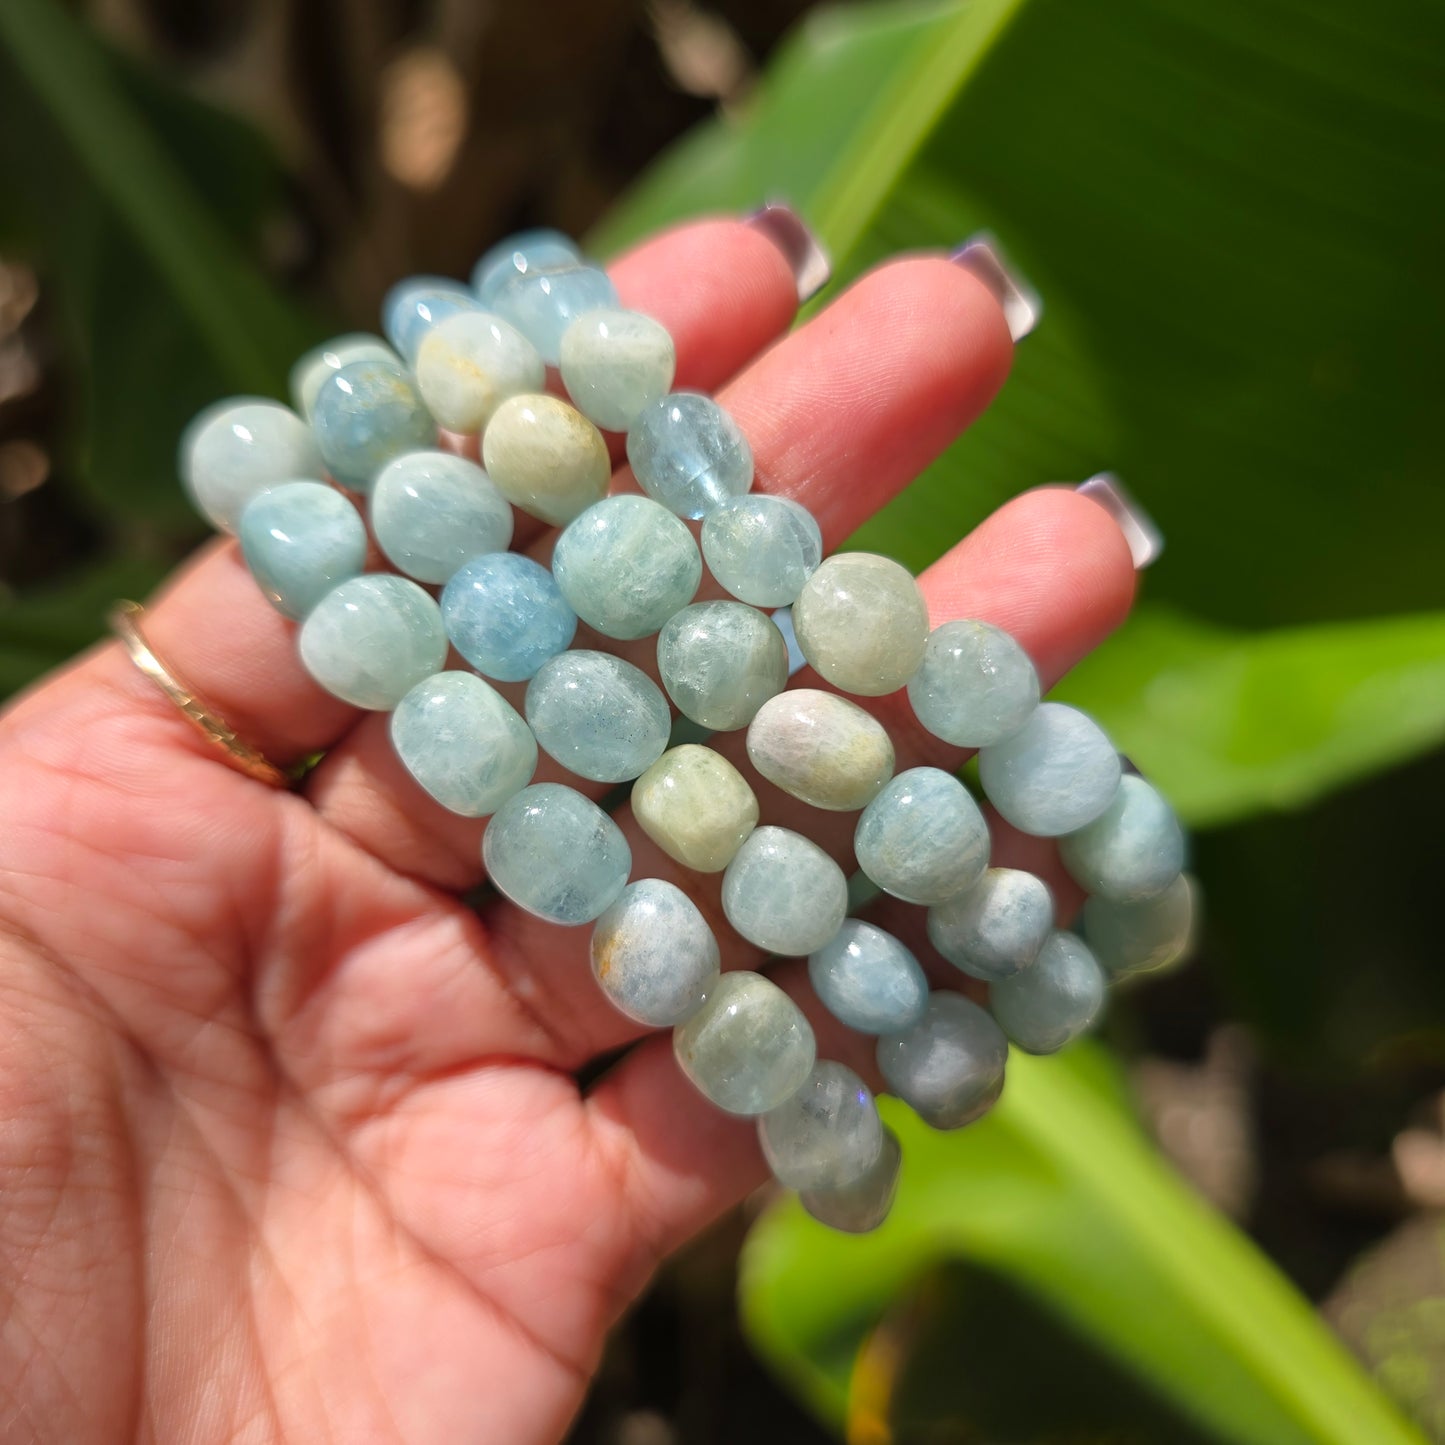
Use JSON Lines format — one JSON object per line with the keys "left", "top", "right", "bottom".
{"left": 175, "top": 227, "right": 1197, "bottom": 1234}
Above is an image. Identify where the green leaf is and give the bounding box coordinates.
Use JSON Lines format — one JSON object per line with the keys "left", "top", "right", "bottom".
{"left": 741, "top": 1048, "right": 1426, "bottom": 1445}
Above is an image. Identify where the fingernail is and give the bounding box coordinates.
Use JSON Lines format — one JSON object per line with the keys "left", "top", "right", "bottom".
{"left": 745, "top": 201, "right": 832, "bottom": 304}
{"left": 1075, "top": 473, "right": 1164, "bottom": 570}
{"left": 951, "top": 231, "right": 1041, "bottom": 342}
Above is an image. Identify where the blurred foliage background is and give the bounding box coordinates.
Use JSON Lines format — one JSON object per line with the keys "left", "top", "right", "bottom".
{"left": 1, "top": 0, "right": 1443, "bottom": 1441}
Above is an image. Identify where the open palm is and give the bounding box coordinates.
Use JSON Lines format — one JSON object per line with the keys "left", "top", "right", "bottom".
{"left": 0, "top": 217, "right": 1136, "bottom": 1443}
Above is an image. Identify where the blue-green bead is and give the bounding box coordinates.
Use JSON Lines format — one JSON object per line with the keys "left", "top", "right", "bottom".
{"left": 440, "top": 553, "right": 576, "bottom": 682}
{"left": 722, "top": 825, "right": 848, "bottom": 957}
{"left": 877, "top": 991, "right": 1008, "bottom": 1130}
{"left": 657, "top": 600, "right": 788, "bottom": 731}
{"left": 700, "top": 494, "right": 822, "bottom": 607}
{"left": 238, "top": 481, "right": 367, "bottom": 620}
{"left": 854, "top": 767, "right": 990, "bottom": 905}
{"left": 181, "top": 398, "right": 323, "bottom": 532}
{"left": 552, "top": 495, "right": 701, "bottom": 640}
{"left": 978, "top": 702, "right": 1121, "bottom": 837}
{"left": 559, "top": 308, "right": 676, "bottom": 431}
{"left": 1083, "top": 873, "right": 1197, "bottom": 979}
{"left": 311, "top": 358, "right": 437, "bottom": 493}
{"left": 927, "top": 867, "right": 1053, "bottom": 982}
{"left": 627, "top": 392, "right": 753, "bottom": 519}
{"left": 493, "top": 262, "right": 618, "bottom": 366}
{"left": 371, "top": 451, "right": 513, "bottom": 584}
{"left": 390, "top": 671, "right": 536, "bottom": 817}
{"left": 808, "top": 919, "right": 929, "bottom": 1034}
{"left": 299, "top": 575, "right": 447, "bottom": 709}
{"left": 1059, "top": 774, "right": 1185, "bottom": 902}
{"left": 907, "top": 619, "right": 1040, "bottom": 748}
{"left": 759, "top": 1061, "right": 883, "bottom": 1192}
{"left": 590, "top": 879, "right": 719, "bottom": 1026}
{"left": 524, "top": 650, "right": 670, "bottom": 783}
{"left": 290, "top": 333, "right": 399, "bottom": 419}
{"left": 990, "top": 931, "right": 1106, "bottom": 1055}
{"left": 471, "top": 230, "right": 580, "bottom": 307}
{"left": 800, "top": 1125, "right": 901, "bottom": 1233}
{"left": 383, "top": 276, "right": 478, "bottom": 361}
{"left": 482, "top": 782, "right": 631, "bottom": 926}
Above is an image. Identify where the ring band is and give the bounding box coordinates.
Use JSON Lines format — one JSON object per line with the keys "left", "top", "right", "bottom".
{"left": 108, "top": 599, "right": 294, "bottom": 789}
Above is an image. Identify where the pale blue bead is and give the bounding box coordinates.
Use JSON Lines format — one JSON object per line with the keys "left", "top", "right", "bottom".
{"left": 722, "top": 825, "right": 848, "bottom": 956}
{"left": 471, "top": 230, "right": 580, "bottom": 306}
{"left": 990, "top": 931, "right": 1106, "bottom": 1055}
{"left": 1084, "top": 873, "right": 1197, "bottom": 979}
{"left": 759, "top": 1061, "right": 884, "bottom": 1192}
{"left": 238, "top": 481, "right": 367, "bottom": 620}
{"left": 290, "top": 333, "right": 399, "bottom": 419}
{"left": 800, "top": 1125, "right": 901, "bottom": 1234}
{"left": 311, "top": 358, "right": 437, "bottom": 493}
{"left": 181, "top": 398, "right": 323, "bottom": 532}
{"left": 808, "top": 919, "right": 929, "bottom": 1034}
{"left": 673, "top": 971, "right": 816, "bottom": 1116}
{"left": 854, "top": 767, "right": 990, "bottom": 906}
{"left": 482, "top": 783, "right": 631, "bottom": 925}
{"left": 440, "top": 553, "right": 577, "bottom": 682}
{"left": 524, "top": 650, "right": 670, "bottom": 783}
{"left": 371, "top": 451, "right": 514, "bottom": 584}
{"left": 907, "top": 619, "right": 1040, "bottom": 748}
{"left": 493, "top": 262, "right": 618, "bottom": 366}
{"left": 1059, "top": 774, "right": 1186, "bottom": 903}
{"left": 927, "top": 867, "right": 1053, "bottom": 981}
{"left": 552, "top": 495, "right": 701, "bottom": 640}
{"left": 700, "top": 494, "right": 822, "bottom": 607}
{"left": 390, "top": 671, "right": 537, "bottom": 818}
{"left": 299, "top": 575, "right": 447, "bottom": 709}
{"left": 590, "top": 879, "right": 719, "bottom": 1026}
{"left": 977, "top": 702, "right": 1122, "bottom": 836}
{"left": 383, "top": 276, "right": 479, "bottom": 361}
{"left": 877, "top": 991, "right": 1008, "bottom": 1130}
{"left": 627, "top": 393, "right": 753, "bottom": 520}
{"left": 657, "top": 600, "right": 788, "bottom": 731}
{"left": 559, "top": 308, "right": 677, "bottom": 432}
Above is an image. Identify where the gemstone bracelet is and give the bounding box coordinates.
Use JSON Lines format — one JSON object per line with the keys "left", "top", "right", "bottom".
{"left": 173, "top": 225, "right": 1196, "bottom": 1234}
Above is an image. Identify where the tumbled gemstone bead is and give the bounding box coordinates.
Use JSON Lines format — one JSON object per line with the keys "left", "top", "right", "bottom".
{"left": 700, "top": 493, "right": 822, "bottom": 607}
{"left": 525, "top": 650, "right": 670, "bottom": 783}
{"left": 927, "top": 867, "right": 1053, "bottom": 981}
{"left": 382, "top": 276, "right": 478, "bottom": 361}
{"left": 181, "top": 398, "right": 323, "bottom": 532}
{"left": 1083, "top": 873, "right": 1196, "bottom": 979}
{"left": 371, "top": 451, "right": 513, "bottom": 585}
{"left": 977, "top": 702, "right": 1122, "bottom": 836}
{"left": 480, "top": 393, "right": 609, "bottom": 526}
{"left": 630, "top": 744, "right": 758, "bottom": 873}
{"left": 389, "top": 671, "right": 537, "bottom": 817}
{"left": 877, "top": 991, "right": 1008, "bottom": 1130}
{"left": 673, "top": 971, "right": 816, "bottom": 1116}
{"left": 471, "top": 229, "right": 580, "bottom": 306}
{"left": 990, "top": 931, "right": 1106, "bottom": 1055}
{"left": 238, "top": 481, "right": 367, "bottom": 620}
{"left": 854, "top": 767, "right": 990, "bottom": 905}
{"left": 299, "top": 575, "right": 447, "bottom": 709}
{"left": 907, "top": 619, "right": 1040, "bottom": 748}
{"left": 792, "top": 553, "right": 929, "bottom": 697}
{"left": 722, "top": 825, "right": 848, "bottom": 956}
{"left": 800, "top": 1125, "right": 901, "bottom": 1233}
{"left": 745, "top": 689, "right": 894, "bottom": 811}
{"left": 759, "top": 1061, "right": 884, "bottom": 1192}
{"left": 413, "top": 311, "right": 545, "bottom": 435}
{"left": 482, "top": 782, "right": 631, "bottom": 925}
{"left": 552, "top": 495, "right": 701, "bottom": 640}
{"left": 559, "top": 309, "right": 677, "bottom": 432}
{"left": 440, "top": 553, "right": 577, "bottom": 681}
{"left": 627, "top": 392, "right": 753, "bottom": 519}
{"left": 493, "top": 262, "right": 619, "bottom": 366}
{"left": 808, "top": 919, "right": 929, "bottom": 1034}
{"left": 591, "top": 879, "right": 719, "bottom": 1026}
{"left": 290, "top": 333, "right": 400, "bottom": 420}
{"left": 311, "top": 358, "right": 438, "bottom": 493}
{"left": 657, "top": 600, "right": 788, "bottom": 731}
{"left": 1059, "top": 774, "right": 1185, "bottom": 903}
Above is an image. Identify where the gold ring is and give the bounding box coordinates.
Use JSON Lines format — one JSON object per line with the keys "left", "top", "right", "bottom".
{"left": 108, "top": 599, "right": 294, "bottom": 789}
